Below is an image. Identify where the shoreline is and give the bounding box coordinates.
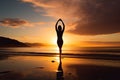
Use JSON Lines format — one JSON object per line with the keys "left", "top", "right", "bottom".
{"left": 0, "top": 51, "right": 120, "bottom": 60}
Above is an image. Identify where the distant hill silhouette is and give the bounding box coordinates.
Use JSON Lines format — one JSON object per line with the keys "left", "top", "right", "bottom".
{"left": 0, "top": 36, "right": 29, "bottom": 47}
{"left": 25, "top": 43, "right": 44, "bottom": 47}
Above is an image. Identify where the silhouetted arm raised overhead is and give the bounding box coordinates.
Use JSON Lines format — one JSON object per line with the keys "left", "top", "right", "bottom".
{"left": 55, "top": 19, "right": 60, "bottom": 31}
{"left": 60, "top": 19, "right": 65, "bottom": 32}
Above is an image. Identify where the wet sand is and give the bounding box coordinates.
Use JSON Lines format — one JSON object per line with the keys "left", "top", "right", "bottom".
{"left": 0, "top": 54, "right": 120, "bottom": 80}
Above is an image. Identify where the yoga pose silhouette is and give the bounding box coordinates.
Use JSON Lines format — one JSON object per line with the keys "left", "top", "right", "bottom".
{"left": 55, "top": 19, "right": 65, "bottom": 55}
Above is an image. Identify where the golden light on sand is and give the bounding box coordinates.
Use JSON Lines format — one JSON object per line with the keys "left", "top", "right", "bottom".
{"left": 54, "top": 55, "right": 60, "bottom": 63}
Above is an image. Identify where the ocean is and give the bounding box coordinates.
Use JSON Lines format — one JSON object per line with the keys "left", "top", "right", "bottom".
{"left": 0, "top": 47, "right": 120, "bottom": 54}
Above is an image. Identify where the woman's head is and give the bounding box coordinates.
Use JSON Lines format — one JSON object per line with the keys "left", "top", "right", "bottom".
{"left": 58, "top": 25, "right": 62, "bottom": 31}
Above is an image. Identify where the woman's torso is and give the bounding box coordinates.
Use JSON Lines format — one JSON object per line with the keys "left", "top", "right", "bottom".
{"left": 57, "top": 31, "right": 63, "bottom": 41}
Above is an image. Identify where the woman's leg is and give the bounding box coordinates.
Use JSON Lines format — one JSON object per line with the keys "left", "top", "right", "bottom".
{"left": 59, "top": 48, "right": 62, "bottom": 62}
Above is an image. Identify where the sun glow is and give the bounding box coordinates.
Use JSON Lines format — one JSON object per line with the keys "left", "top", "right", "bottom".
{"left": 51, "top": 37, "right": 57, "bottom": 46}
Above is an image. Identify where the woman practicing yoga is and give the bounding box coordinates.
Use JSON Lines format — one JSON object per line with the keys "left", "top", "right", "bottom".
{"left": 55, "top": 19, "right": 65, "bottom": 55}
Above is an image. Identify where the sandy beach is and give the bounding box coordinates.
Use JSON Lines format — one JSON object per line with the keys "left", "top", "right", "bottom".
{"left": 0, "top": 49, "right": 120, "bottom": 80}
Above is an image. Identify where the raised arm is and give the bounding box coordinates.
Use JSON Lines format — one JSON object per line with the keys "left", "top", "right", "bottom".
{"left": 55, "top": 19, "right": 60, "bottom": 31}
{"left": 60, "top": 19, "right": 65, "bottom": 32}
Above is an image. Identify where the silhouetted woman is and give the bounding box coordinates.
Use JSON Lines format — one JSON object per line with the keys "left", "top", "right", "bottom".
{"left": 55, "top": 19, "right": 65, "bottom": 55}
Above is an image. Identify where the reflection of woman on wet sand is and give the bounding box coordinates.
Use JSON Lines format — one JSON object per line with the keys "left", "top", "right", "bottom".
{"left": 55, "top": 19, "right": 65, "bottom": 55}
{"left": 56, "top": 61, "right": 64, "bottom": 80}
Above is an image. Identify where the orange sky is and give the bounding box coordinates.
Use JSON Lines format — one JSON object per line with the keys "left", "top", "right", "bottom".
{"left": 0, "top": 0, "right": 120, "bottom": 47}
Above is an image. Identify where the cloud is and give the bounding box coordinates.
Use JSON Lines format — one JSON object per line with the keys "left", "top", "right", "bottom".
{"left": 68, "top": 0, "right": 120, "bottom": 35}
{"left": 0, "top": 18, "right": 28, "bottom": 28}
{"left": 82, "top": 41, "right": 120, "bottom": 47}
{"left": 21, "top": 0, "right": 120, "bottom": 35}
{"left": 0, "top": 18, "right": 45, "bottom": 28}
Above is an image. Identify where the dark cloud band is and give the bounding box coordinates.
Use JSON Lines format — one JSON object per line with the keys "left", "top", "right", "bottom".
{"left": 69, "top": 0, "right": 120, "bottom": 35}
{"left": 0, "top": 18, "right": 28, "bottom": 27}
